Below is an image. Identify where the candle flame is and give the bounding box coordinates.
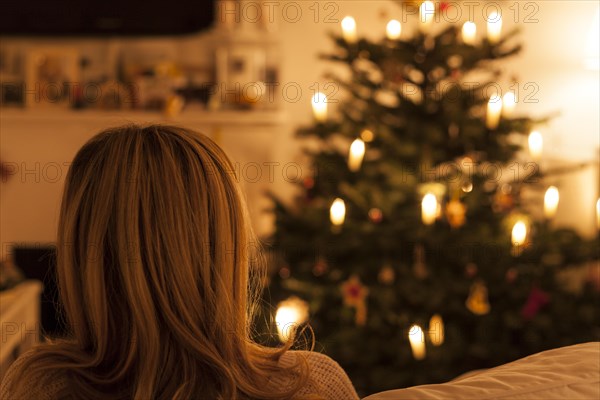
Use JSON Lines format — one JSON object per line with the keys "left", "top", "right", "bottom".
{"left": 330, "top": 198, "right": 346, "bottom": 226}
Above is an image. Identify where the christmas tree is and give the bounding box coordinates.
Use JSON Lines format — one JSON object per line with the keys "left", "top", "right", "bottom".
{"left": 260, "top": 2, "right": 600, "bottom": 396}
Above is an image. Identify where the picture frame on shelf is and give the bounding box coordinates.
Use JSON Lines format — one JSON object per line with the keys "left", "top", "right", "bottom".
{"left": 215, "top": 43, "right": 266, "bottom": 109}
{"left": 24, "top": 47, "right": 80, "bottom": 108}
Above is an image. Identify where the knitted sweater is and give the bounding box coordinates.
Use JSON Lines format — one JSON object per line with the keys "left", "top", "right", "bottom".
{"left": 0, "top": 349, "right": 359, "bottom": 400}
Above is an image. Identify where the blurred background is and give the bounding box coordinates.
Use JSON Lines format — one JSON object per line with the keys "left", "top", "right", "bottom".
{"left": 1, "top": 0, "right": 599, "bottom": 396}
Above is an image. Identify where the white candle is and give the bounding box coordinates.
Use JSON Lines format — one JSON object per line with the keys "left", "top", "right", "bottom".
{"left": 330, "top": 198, "right": 346, "bottom": 226}
{"left": 487, "top": 11, "right": 502, "bottom": 44}
{"left": 511, "top": 221, "right": 527, "bottom": 256}
{"left": 502, "top": 92, "right": 516, "bottom": 117}
{"left": 429, "top": 314, "right": 444, "bottom": 346}
{"left": 275, "top": 297, "right": 309, "bottom": 342}
{"left": 528, "top": 131, "right": 543, "bottom": 161}
{"left": 421, "top": 193, "right": 437, "bottom": 225}
{"left": 341, "top": 16, "right": 357, "bottom": 43}
{"left": 486, "top": 95, "right": 503, "bottom": 129}
{"left": 419, "top": 1, "right": 435, "bottom": 31}
{"left": 386, "top": 19, "right": 402, "bottom": 40}
{"left": 544, "top": 186, "right": 559, "bottom": 219}
{"left": 348, "top": 139, "right": 366, "bottom": 172}
{"left": 462, "top": 21, "right": 476, "bottom": 45}
{"left": 311, "top": 92, "right": 327, "bottom": 122}
{"left": 408, "top": 324, "right": 426, "bottom": 360}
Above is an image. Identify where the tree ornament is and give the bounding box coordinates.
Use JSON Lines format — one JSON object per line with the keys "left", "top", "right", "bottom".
{"left": 505, "top": 267, "right": 518, "bottom": 283}
{"left": 341, "top": 275, "right": 369, "bottom": 326}
{"left": 493, "top": 188, "right": 515, "bottom": 213}
{"left": 312, "top": 257, "right": 328, "bottom": 276}
{"left": 369, "top": 208, "right": 383, "bottom": 223}
{"left": 465, "top": 262, "right": 478, "bottom": 278}
{"left": 521, "top": 286, "right": 550, "bottom": 320}
{"left": 445, "top": 199, "right": 466, "bottom": 228}
{"left": 378, "top": 263, "right": 395, "bottom": 284}
{"left": 466, "top": 280, "right": 490, "bottom": 315}
{"left": 413, "top": 245, "right": 429, "bottom": 279}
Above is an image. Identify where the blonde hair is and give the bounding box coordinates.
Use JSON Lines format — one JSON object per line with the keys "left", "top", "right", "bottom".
{"left": 9, "top": 125, "right": 319, "bottom": 399}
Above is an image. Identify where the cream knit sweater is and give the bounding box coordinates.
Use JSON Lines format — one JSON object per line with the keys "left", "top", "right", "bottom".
{"left": 0, "top": 349, "right": 359, "bottom": 400}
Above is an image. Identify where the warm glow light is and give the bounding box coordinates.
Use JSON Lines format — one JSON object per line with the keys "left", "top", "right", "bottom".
{"left": 544, "top": 186, "right": 559, "bottom": 219}
{"left": 386, "top": 19, "right": 402, "bottom": 40}
{"left": 419, "top": 1, "right": 435, "bottom": 31}
{"left": 275, "top": 297, "right": 309, "bottom": 342}
{"left": 330, "top": 198, "right": 346, "bottom": 226}
{"left": 486, "top": 95, "right": 502, "bottom": 129}
{"left": 422, "top": 193, "right": 438, "bottom": 225}
{"left": 311, "top": 92, "right": 327, "bottom": 122}
{"left": 462, "top": 21, "right": 476, "bottom": 45}
{"left": 408, "top": 324, "right": 426, "bottom": 360}
{"left": 487, "top": 11, "right": 502, "bottom": 44}
{"left": 512, "top": 220, "right": 527, "bottom": 247}
{"left": 341, "top": 16, "right": 357, "bottom": 43}
{"left": 429, "top": 314, "right": 444, "bottom": 346}
{"left": 348, "top": 138, "right": 366, "bottom": 172}
{"left": 502, "top": 92, "right": 516, "bottom": 117}
{"left": 528, "top": 131, "right": 543, "bottom": 161}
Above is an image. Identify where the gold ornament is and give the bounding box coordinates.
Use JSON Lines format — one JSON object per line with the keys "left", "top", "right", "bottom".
{"left": 378, "top": 264, "right": 395, "bottom": 284}
{"left": 466, "top": 280, "right": 490, "bottom": 315}
{"left": 341, "top": 275, "right": 369, "bottom": 326}
{"left": 445, "top": 199, "right": 466, "bottom": 228}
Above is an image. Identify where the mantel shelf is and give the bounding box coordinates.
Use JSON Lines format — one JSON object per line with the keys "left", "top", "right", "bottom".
{"left": 0, "top": 106, "right": 287, "bottom": 127}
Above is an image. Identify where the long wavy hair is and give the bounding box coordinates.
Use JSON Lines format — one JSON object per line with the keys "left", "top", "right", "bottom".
{"left": 8, "top": 125, "right": 317, "bottom": 399}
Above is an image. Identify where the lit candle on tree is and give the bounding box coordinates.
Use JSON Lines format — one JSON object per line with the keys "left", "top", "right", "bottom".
{"left": 386, "top": 19, "right": 402, "bottom": 40}
{"left": 348, "top": 138, "right": 366, "bottom": 172}
{"left": 311, "top": 92, "right": 327, "bottom": 122}
{"left": 528, "top": 131, "right": 543, "bottom": 161}
{"left": 462, "top": 21, "right": 476, "bottom": 45}
{"left": 330, "top": 198, "right": 346, "bottom": 226}
{"left": 487, "top": 11, "right": 502, "bottom": 44}
{"left": 275, "top": 296, "right": 309, "bottom": 342}
{"left": 421, "top": 193, "right": 438, "bottom": 225}
{"left": 408, "top": 324, "right": 426, "bottom": 360}
{"left": 502, "top": 92, "right": 516, "bottom": 117}
{"left": 544, "top": 186, "right": 559, "bottom": 219}
{"left": 419, "top": 1, "right": 435, "bottom": 31}
{"left": 341, "top": 16, "right": 357, "bottom": 43}
{"left": 511, "top": 220, "right": 527, "bottom": 256}
{"left": 428, "top": 314, "right": 444, "bottom": 346}
{"left": 486, "top": 95, "right": 503, "bottom": 129}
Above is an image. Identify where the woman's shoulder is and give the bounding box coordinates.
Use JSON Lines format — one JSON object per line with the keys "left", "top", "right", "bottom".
{"left": 0, "top": 348, "right": 69, "bottom": 400}
{"left": 278, "top": 350, "right": 360, "bottom": 400}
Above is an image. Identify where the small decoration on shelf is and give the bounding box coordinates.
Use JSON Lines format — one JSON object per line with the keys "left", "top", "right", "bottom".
{"left": 466, "top": 280, "right": 490, "bottom": 315}
{"left": 341, "top": 275, "right": 369, "bottom": 326}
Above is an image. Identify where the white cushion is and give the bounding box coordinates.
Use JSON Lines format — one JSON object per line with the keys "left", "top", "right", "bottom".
{"left": 363, "top": 342, "right": 599, "bottom": 400}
